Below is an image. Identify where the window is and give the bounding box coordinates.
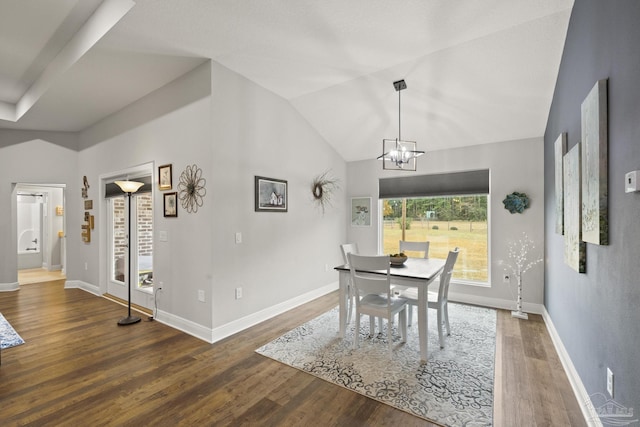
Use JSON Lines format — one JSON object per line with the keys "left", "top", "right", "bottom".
{"left": 379, "top": 170, "right": 490, "bottom": 284}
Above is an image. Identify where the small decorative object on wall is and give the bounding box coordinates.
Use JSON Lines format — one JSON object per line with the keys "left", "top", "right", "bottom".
{"left": 90, "top": 215, "right": 94, "bottom": 230}
{"left": 554, "top": 133, "right": 567, "bottom": 234}
{"left": 55, "top": 205, "right": 64, "bottom": 216}
{"left": 84, "top": 200, "right": 93, "bottom": 210}
{"left": 502, "top": 192, "right": 530, "bottom": 214}
{"left": 564, "top": 143, "right": 586, "bottom": 273}
{"left": 164, "top": 192, "right": 178, "bottom": 217}
{"left": 158, "top": 164, "right": 172, "bottom": 190}
{"left": 311, "top": 170, "right": 339, "bottom": 214}
{"left": 81, "top": 223, "right": 91, "bottom": 243}
{"left": 255, "top": 176, "right": 287, "bottom": 212}
{"left": 351, "top": 197, "right": 371, "bottom": 227}
{"left": 581, "top": 79, "right": 608, "bottom": 245}
{"left": 178, "top": 164, "right": 206, "bottom": 213}
{"left": 82, "top": 175, "right": 89, "bottom": 198}
{"left": 501, "top": 232, "right": 542, "bottom": 320}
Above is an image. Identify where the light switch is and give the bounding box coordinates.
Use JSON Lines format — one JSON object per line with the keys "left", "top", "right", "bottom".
{"left": 235, "top": 232, "right": 242, "bottom": 244}
{"left": 159, "top": 231, "right": 168, "bottom": 242}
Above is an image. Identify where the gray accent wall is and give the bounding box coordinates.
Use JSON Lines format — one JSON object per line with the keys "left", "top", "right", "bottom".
{"left": 544, "top": 0, "right": 640, "bottom": 415}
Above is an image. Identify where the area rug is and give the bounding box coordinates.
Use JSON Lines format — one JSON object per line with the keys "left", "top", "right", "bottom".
{"left": 256, "top": 303, "right": 495, "bottom": 426}
{"left": 0, "top": 312, "right": 25, "bottom": 350}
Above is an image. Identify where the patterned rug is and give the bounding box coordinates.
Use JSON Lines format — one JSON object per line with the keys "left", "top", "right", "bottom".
{"left": 0, "top": 312, "right": 25, "bottom": 350}
{"left": 256, "top": 303, "right": 496, "bottom": 426}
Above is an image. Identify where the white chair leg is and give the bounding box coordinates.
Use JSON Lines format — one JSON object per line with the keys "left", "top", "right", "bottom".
{"left": 354, "top": 312, "right": 360, "bottom": 350}
{"left": 369, "top": 315, "right": 375, "bottom": 337}
{"left": 399, "top": 308, "right": 407, "bottom": 343}
{"left": 437, "top": 309, "right": 444, "bottom": 349}
{"left": 407, "top": 305, "right": 414, "bottom": 327}
{"left": 346, "top": 283, "right": 353, "bottom": 325}
{"left": 443, "top": 302, "right": 450, "bottom": 336}
{"left": 387, "top": 317, "right": 393, "bottom": 356}
{"left": 378, "top": 317, "right": 383, "bottom": 335}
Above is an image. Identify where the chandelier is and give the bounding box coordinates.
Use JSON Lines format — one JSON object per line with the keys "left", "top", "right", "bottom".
{"left": 377, "top": 79, "right": 424, "bottom": 171}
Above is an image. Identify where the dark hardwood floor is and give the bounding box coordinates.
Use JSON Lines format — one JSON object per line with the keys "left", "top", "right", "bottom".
{"left": 0, "top": 281, "right": 586, "bottom": 426}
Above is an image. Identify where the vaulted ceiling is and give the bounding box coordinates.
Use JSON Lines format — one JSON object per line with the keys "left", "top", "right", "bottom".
{"left": 0, "top": 0, "right": 574, "bottom": 162}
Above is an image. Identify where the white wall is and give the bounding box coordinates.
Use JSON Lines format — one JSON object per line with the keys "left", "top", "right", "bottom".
{"left": 209, "top": 61, "right": 347, "bottom": 328}
{"left": 76, "top": 62, "right": 214, "bottom": 327}
{"left": 71, "top": 60, "right": 347, "bottom": 336}
{"left": 0, "top": 137, "right": 78, "bottom": 289}
{"left": 346, "top": 137, "right": 545, "bottom": 309}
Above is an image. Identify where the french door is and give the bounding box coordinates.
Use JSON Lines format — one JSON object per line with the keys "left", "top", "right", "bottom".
{"left": 106, "top": 192, "right": 153, "bottom": 308}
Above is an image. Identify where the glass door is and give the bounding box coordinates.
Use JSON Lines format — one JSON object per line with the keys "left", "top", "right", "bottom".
{"left": 107, "top": 192, "right": 153, "bottom": 307}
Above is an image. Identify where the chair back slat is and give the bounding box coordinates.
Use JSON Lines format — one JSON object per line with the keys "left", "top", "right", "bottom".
{"left": 399, "top": 240, "right": 430, "bottom": 259}
{"left": 436, "top": 247, "right": 459, "bottom": 302}
{"left": 348, "top": 253, "right": 390, "bottom": 297}
{"left": 340, "top": 243, "right": 359, "bottom": 265}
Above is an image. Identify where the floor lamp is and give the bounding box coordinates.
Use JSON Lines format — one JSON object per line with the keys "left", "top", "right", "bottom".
{"left": 115, "top": 180, "right": 144, "bottom": 326}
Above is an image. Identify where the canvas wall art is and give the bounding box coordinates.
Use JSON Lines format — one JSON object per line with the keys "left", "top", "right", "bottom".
{"left": 555, "top": 133, "right": 567, "bottom": 234}
{"left": 564, "top": 143, "right": 586, "bottom": 273}
{"left": 581, "top": 79, "right": 608, "bottom": 245}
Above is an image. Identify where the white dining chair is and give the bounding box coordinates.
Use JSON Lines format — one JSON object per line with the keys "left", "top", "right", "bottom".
{"left": 340, "top": 243, "right": 359, "bottom": 325}
{"left": 399, "top": 240, "right": 430, "bottom": 258}
{"left": 348, "top": 253, "right": 408, "bottom": 355}
{"left": 394, "top": 240, "right": 430, "bottom": 320}
{"left": 395, "top": 247, "right": 459, "bottom": 349}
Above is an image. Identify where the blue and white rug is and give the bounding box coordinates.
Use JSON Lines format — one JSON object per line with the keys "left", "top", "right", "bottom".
{"left": 256, "top": 303, "right": 496, "bottom": 426}
{"left": 0, "top": 312, "right": 25, "bottom": 350}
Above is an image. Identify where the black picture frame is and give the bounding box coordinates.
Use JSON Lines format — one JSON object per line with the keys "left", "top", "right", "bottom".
{"left": 163, "top": 192, "right": 178, "bottom": 217}
{"left": 255, "top": 176, "right": 288, "bottom": 212}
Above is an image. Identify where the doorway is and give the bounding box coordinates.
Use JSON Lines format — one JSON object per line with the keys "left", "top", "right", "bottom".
{"left": 14, "top": 183, "right": 66, "bottom": 285}
{"left": 102, "top": 168, "right": 154, "bottom": 310}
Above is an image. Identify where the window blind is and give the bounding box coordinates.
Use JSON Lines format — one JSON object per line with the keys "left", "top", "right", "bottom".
{"left": 378, "top": 169, "right": 490, "bottom": 199}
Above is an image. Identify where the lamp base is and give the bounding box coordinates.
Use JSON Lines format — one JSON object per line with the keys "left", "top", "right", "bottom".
{"left": 118, "top": 315, "right": 141, "bottom": 326}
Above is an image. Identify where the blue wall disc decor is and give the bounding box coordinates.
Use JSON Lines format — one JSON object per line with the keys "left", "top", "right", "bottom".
{"left": 502, "top": 192, "right": 530, "bottom": 214}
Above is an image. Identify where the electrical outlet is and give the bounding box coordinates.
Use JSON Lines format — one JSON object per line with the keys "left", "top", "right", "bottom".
{"left": 235, "top": 287, "right": 243, "bottom": 299}
{"left": 607, "top": 367, "right": 614, "bottom": 397}
{"left": 235, "top": 232, "right": 242, "bottom": 244}
{"left": 503, "top": 274, "right": 510, "bottom": 283}
{"left": 85, "top": 262, "right": 88, "bottom": 271}
{"left": 197, "top": 289, "right": 205, "bottom": 302}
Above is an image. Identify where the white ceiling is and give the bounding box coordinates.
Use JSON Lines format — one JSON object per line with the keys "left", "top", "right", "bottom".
{"left": 0, "top": 0, "right": 574, "bottom": 162}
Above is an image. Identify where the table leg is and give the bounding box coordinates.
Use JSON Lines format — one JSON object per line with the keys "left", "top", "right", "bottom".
{"left": 418, "top": 283, "right": 428, "bottom": 363}
{"left": 339, "top": 270, "right": 348, "bottom": 338}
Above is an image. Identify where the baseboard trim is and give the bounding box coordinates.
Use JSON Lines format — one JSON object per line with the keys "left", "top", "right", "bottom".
{"left": 68, "top": 281, "right": 339, "bottom": 344}
{"left": 0, "top": 281, "right": 19, "bottom": 292}
{"left": 542, "top": 307, "right": 602, "bottom": 427}
{"left": 155, "top": 282, "right": 339, "bottom": 344}
{"left": 448, "top": 291, "right": 544, "bottom": 315}
{"left": 209, "top": 282, "right": 339, "bottom": 343}
{"left": 64, "top": 280, "right": 101, "bottom": 296}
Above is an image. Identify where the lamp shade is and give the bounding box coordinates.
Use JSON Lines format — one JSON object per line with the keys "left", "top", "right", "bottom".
{"left": 114, "top": 180, "right": 144, "bottom": 193}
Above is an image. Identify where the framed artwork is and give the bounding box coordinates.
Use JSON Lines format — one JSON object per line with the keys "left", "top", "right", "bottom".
{"left": 554, "top": 133, "right": 567, "bottom": 234}
{"left": 163, "top": 192, "right": 178, "bottom": 217}
{"left": 351, "top": 197, "right": 371, "bottom": 227}
{"left": 255, "top": 176, "right": 287, "bottom": 212}
{"left": 564, "top": 143, "right": 586, "bottom": 273}
{"left": 159, "top": 164, "right": 172, "bottom": 190}
{"left": 581, "top": 79, "right": 608, "bottom": 245}
{"left": 84, "top": 200, "right": 93, "bottom": 210}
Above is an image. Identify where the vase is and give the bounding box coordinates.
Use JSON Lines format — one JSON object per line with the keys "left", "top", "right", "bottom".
{"left": 511, "top": 274, "right": 528, "bottom": 320}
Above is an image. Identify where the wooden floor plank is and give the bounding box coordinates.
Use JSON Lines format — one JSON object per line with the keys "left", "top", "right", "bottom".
{"left": 0, "top": 282, "right": 586, "bottom": 426}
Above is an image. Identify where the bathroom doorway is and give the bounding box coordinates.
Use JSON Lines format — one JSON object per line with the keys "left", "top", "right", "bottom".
{"left": 15, "top": 183, "right": 66, "bottom": 284}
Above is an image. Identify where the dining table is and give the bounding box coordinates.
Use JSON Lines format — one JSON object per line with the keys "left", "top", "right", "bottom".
{"left": 335, "top": 257, "right": 446, "bottom": 363}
